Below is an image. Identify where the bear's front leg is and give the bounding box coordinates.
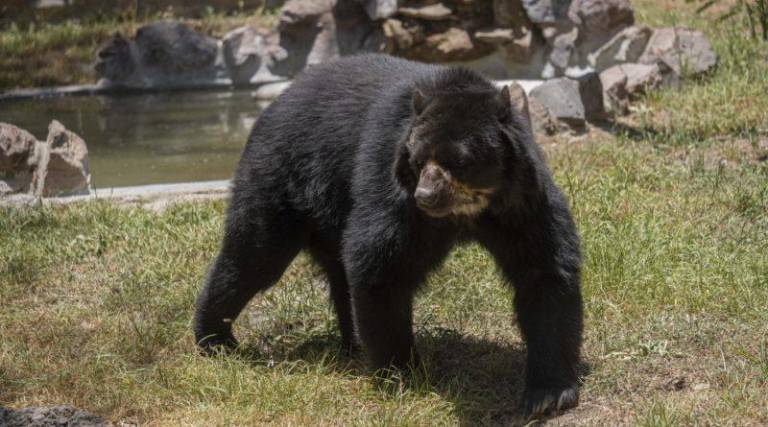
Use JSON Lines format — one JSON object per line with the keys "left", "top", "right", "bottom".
{"left": 513, "top": 268, "right": 583, "bottom": 418}
{"left": 479, "top": 211, "right": 583, "bottom": 419}
{"left": 351, "top": 282, "right": 418, "bottom": 370}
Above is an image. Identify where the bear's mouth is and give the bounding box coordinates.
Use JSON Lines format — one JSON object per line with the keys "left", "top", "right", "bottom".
{"left": 416, "top": 192, "right": 491, "bottom": 218}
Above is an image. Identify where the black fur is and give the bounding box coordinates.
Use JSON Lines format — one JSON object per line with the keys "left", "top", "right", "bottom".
{"left": 194, "top": 54, "right": 583, "bottom": 418}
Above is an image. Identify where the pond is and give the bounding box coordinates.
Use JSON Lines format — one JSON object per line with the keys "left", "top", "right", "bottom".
{"left": 0, "top": 90, "right": 265, "bottom": 189}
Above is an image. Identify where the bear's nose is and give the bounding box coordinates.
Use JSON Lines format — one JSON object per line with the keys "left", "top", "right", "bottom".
{"left": 414, "top": 187, "right": 439, "bottom": 207}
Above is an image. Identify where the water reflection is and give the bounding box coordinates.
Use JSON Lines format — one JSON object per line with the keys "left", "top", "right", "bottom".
{"left": 0, "top": 90, "right": 264, "bottom": 188}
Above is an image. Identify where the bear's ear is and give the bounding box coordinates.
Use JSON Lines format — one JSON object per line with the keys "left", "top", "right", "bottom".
{"left": 412, "top": 88, "right": 429, "bottom": 115}
{"left": 496, "top": 85, "right": 512, "bottom": 123}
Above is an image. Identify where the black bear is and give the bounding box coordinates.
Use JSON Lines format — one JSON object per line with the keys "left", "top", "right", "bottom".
{"left": 194, "top": 54, "right": 583, "bottom": 418}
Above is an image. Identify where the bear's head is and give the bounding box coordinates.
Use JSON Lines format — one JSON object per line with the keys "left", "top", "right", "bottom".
{"left": 395, "top": 84, "right": 527, "bottom": 218}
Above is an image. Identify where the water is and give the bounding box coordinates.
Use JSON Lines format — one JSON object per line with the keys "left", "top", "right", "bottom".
{"left": 0, "top": 90, "right": 265, "bottom": 188}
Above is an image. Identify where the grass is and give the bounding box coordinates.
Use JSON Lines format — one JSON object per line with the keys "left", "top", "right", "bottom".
{"left": 1, "top": 1, "right": 768, "bottom": 426}
{"left": 0, "top": 9, "right": 277, "bottom": 91}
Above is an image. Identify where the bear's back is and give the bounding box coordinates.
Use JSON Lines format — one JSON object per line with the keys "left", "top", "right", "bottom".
{"left": 234, "top": 55, "right": 436, "bottom": 232}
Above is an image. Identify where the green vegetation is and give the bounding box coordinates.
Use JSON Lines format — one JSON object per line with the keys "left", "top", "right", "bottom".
{"left": 1, "top": 1, "right": 767, "bottom": 425}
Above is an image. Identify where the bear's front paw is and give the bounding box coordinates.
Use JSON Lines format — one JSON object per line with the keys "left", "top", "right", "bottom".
{"left": 522, "top": 385, "right": 579, "bottom": 419}
{"left": 196, "top": 332, "right": 239, "bottom": 356}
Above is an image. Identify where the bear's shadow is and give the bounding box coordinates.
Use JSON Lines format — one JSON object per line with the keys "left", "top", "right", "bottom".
{"left": 237, "top": 327, "right": 571, "bottom": 426}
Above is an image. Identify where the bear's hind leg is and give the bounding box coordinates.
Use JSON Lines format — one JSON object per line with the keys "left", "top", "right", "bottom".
{"left": 194, "top": 206, "right": 306, "bottom": 354}
{"left": 309, "top": 244, "right": 357, "bottom": 355}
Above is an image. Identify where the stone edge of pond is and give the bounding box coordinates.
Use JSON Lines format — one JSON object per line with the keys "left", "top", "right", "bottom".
{"left": 0, "top": 180, "right": 231, "bottom": 211}
{"left": 0, "top": 79, "right": 543, "bottom": 102}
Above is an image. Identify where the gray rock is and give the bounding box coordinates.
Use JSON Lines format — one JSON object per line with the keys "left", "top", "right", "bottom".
{"left": 223, "top": 26, "right": 286, "bottom": 86}
{"left": 621, "top": 62, "right": 661, "bottom": 94}
{"left": 545, "top": 26, "right": 578, "bottom": 76}
{"left": 588, "top": 25, "right": 651, "bottom": 69}
{"left": 528, "top": 96, "right": 558, "bottom": 136}
{"left": 356, "top": 0, "right": 399, "bottom": 20}
{"left": 383, "top": 18, "right": 418, "bottom": 50}
{"left": 40, "top": 120, "right": 90, "bottom": 197}
{"left": 94, "top": 32, "right": 136, "bottom": 83}
{"left": 0, "top": 405, "right": 105, "bottom": 427}
{"left": 95, "top": 21, "right": 227, "bottom": 89}
{"left": 577, "top": 71, "right": 607, "bottom": 121}
{"left": 504, "top": 28, "right": 536, "bottom": 62}
{"left": 493, "top": 0, "right": 533, "bottom": 31}
{"left": 274, "top": 0, "right": 383, "bottom": 76}
{"left": 569, "top": 0, "right": 634, "bottom": 53}
{"left": 521, "top": 0, "right": 572, "bottom": 24}
{"left": 475, "top": 28, "right": 515, "bottom": 44}
{"left": 599, "top": 62, "right": 661, "bottom": 113}
{"left": 599, "top": 64, "right": 629, "bottom": 113}
{"left": 135, "top": 21, "right": 218, "bottom": 73}
{"left": 0, "top": 122, "right": 38, "bottom": 194}
{"left": 425, "top": 27, "right": 476, "bottom": 61}
{"left": 529, "top": 73, "right": 605, "bottom": 130}
{"left": 398, "top": 3, "right": 453, "bottom": 21}
{"left": 639, "top": 27, "right": 717, "bottom": 77}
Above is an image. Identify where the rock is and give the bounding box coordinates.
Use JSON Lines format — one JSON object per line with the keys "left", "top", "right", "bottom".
{"left": 599, "top": 65, "right": 629, "bottom": 113}
{"left": 599, "top": 62, "right": 661, "bottom": 113}
{"left": 0, "top": 122, "right": 38, "bottom": 194}
{"left": 274, "top": 0, "right": 383, "bottom": 76}
{"left": 588, "top": 25, "right": 651, "bottom": 69}
{"left": 95, "top": 21, "right": 226, "bottom": 89}
{"left": 136, "top": 21, "right": 219, "bottom": 73}
{"left": 222, "top": 26, "right": 286, "bottom": 86}
{"left": 383, "top": 18, "right": 419, "bottom": 50}
{"left": 398, "top": 3, "right": 453, "bottom": 21}
{"left": 475, "top": 28, "right": 515, "bottom": 44}
{"left": 521, "top": 0, "right": 572, "bottom": 25}
{"left": 569, "top": 0, "right": 634, "bottom": 53}
{"left": 544, "top": 26, "right": 578, "bottom": 77}
{"left": 493, "top": 0, "right": 533, "bottom": 32}
{"left": 528, "top": 96, "right": 558, "bottom": 136}
{"left": 425, "top": 27, "right": 476, "bottom": 61}
{"left": 621, "top": 62, "right": 661, "bottom": 94}
{"left": 94, "top": 32, "right": 136, "bottom": 84}
{"left": 529, "top": 73, "right": 605, "bottom": 130}
{"left": 356, "top": 0, "right": 399, "bottom": 20}
{"left": 40, "top": 120, "right": 90, "bottom": 197}
{"left": 280, "top": 0, "right": 332, "bottom": 25}
{"left": 252, "top": 81, "right": 293, "bottom": 100}
{"left": 505, "top": 28, "right": 535, "bottom": 61}
{"left": 0, "top": 405, "right": 105, "bottom": 427}
{"left": 639, "top": 27, "right": 717, "bottom": 77}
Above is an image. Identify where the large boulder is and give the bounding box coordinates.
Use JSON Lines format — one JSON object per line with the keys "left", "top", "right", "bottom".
{"left": 639, "top": 27, "right": 717, "bottom": 77}
{"left": 569, "top": 0, "right": 634, "bottom": 54}
{"left": 494, "top": 0, "right": 534, "bottom": 32}
{"left": 136, "top": 21, "right": 219, "bottom": 74}
{"left": 38, "top": 120, "right": 90, "bottom": 197}
{"left": 222, "top": 26, "right": 286, "bottom": 86}
{"left": 599, "top": 62, "right": 661, "bottom": 113}
{"left": 357, "top": 0, "right": 399, "bottom": 20}
{"left": 0, "top": 123, "right": 39, "bottom": 194}
{"left": 95, "top": 21, "right": 228, "bottom": 89}
{"left": 0, "top": 405, "right": 105, "bottom": 427}
{"left": 588, "top": 25, "right": 651, "bottom": 69}
{"left": 273, "top": 0, "right": 383, "bottom": 76}
{"left": 529, "top": 73, "right": 606, "bottom": 131}
{"left": 398, "top": 3, "right": 454, "bottom": 21}
{"left": 521, "top": 0, "right": 572, "bottom": 24}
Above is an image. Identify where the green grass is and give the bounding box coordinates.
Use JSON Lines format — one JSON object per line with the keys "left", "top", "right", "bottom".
{"left": 2, "top": 1, "right": 768, "bottom": 425}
